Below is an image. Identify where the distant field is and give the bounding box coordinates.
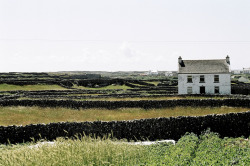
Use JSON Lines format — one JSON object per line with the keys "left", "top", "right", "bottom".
{"left": 76, "top": 96, "right": 228, "bottom": 101}
{"left": 145, "top": 81, "right": 161, "bottom": 86}
{"left": 73, "top": 84, "right": 131, "bottom": 90}
{"left": 0, "top": 83, "right": 131, "bottom": 91}
{"left": 0, "top": 84, "right": 67, "bottom": 91}
{"left": 0, "top": 106, "right": 248, "bottom": 126}
{"left": 18, "top": 95, "right": 229, "bottom": 101}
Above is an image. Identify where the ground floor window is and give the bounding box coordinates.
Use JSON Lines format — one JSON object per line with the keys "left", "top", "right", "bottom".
{"left": 215, "top": 86, "right": 220, "bottom": 94}
{"left": 187, "top": 87, "right": 192, "bottom": 94}
{"left": 200, "top": 86, "right": 205, "bottom": 94}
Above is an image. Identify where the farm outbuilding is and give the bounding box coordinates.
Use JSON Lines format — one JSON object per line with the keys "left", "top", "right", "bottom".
{"left": 178, "top": 56, "right": 231, "bottom": 95}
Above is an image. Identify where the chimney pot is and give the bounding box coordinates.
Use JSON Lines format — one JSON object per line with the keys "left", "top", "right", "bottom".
{"left": 226, "top": 55, "right": 230, "bottom": 64}
{"left": 178, "top": 56, "right": 182, "bottom": 64}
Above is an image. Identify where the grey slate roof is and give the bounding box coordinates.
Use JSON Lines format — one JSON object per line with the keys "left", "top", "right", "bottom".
{"left": 178, "top": 59, "right": 230, "bottom": 74}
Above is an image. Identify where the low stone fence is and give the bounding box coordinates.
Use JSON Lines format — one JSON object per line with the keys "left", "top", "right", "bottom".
{"left": 0, "top": 99, "right": 249, "bottom": 109}
{"left": 0, "top": 111, "right": 249, "bottom": 144}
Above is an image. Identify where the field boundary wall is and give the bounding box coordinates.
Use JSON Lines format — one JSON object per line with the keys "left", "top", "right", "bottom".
{"left": 0, "top": 99, "right": 249, "bottom": 109}
{"left": 0, "top": 111, "right": 249, "bottom": 144}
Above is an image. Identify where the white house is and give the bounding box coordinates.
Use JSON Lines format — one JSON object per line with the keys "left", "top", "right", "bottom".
{"left": 231, "top": 70, "right": 242, "bottom": 74}
{"left": 178, "top": 56, "right": 231, "bottom": 95}
{"left": 243, "top": 68, "right": 250, "bottom": 74}
{"left": 165, "top": 71, "right": 174, "bottom": 77}
{"left": 147, "top": 70, "right": 159, "bottom": 75}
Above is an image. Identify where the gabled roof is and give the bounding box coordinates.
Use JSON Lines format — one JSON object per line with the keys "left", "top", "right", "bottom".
{"left": 178, "top": 59, "right": 230, "bottom": 74}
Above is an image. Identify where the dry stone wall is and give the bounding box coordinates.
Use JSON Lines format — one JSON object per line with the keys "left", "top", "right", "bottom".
{"left": 0, "top": 111, "right": 249, "bottom": 144}
{"left": 0, "top": 99, "right": 249, "bottom": 109}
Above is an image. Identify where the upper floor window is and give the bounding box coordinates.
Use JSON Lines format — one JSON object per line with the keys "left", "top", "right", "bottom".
{"left": 187, "top": 75, "right": 192, "bottom": 83}
{"left": 200, "top": 75, "right": 205, "bottom": 83}
{"left": 214, "top": 75, "right": 219, "bottom": 83}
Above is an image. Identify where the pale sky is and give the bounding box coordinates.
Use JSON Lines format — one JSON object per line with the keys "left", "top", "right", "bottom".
{"left": 0, "top": 0, "right": 250, "bottom": 72}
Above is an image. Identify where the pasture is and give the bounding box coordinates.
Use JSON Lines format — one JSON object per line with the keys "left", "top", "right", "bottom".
{"left": 0, "top": 83, "right": 67, "bottom": 91}
{"left": 0, "top": 106, "right": 249, "bottom": 126}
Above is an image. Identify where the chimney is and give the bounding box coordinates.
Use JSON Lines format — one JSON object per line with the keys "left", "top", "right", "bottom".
{"left": 226, "top": 55, "right": 230, "bottom": 64}
{"left": 178, "top": 56, "right": 182, "bottom": 64}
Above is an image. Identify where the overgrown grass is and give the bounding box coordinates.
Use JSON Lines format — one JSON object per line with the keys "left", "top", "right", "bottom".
{"left": 0, "top": 136, "right": 147, "bottom": 166}
{"left": 162, "top": 132, "right": 250, "bottom": 165}
{"left": 0, "top": 83, "right": 67, "bottom": 91}
{"left": 0, "top": 132, "right": 249, "bottom": 165}
{"left": 0, "top": 106, "right": 248, "bottom": 126}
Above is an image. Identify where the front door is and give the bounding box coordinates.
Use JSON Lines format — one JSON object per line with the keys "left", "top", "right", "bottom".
{"left": 200, "top": 86, "right": 205, "bottom": 94}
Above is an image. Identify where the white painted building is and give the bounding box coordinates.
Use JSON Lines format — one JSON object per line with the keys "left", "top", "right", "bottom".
{"left": 165, "top": 71, "right": 174, "bottom": 77}
{"left": 243, "top": 68, "right": 250, "bottom": 74}
{"left": 178, "top": 56, "right": 231, "bottom": 95}
{"left": 147, "top": 70, "right": 159, "bottom": 75}
{"left": 231, "top": 70, "right": 242, "bottom": 74}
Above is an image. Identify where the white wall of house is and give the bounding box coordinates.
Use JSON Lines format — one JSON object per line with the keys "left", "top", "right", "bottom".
{"left": 178, "top": 74, "right": 231, "bottom": 95}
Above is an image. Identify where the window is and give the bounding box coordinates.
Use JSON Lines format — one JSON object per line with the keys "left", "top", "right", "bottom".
{"left": 187, "top": 75, "right": 192, "bottom": 83}
{"left": 200, "top": 86, "right": 205, "bottom": 94}
{"left": 214, "top": 75, "right": 219, "bottom": 83}
{"left": 215, "top": 86, "right": 220, "bottom": 94}
{"left": 187, "top": 87, "right": 192, "bottom": 94}
{"left": 200, "top": 75, "right": 205, "bottom": 83}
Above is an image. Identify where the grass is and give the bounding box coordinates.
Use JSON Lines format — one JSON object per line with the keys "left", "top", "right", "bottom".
{"left": 18, "top": 96, "right": 229, "bottom": 101}
{"left": 0, "top": 132, "right": 249, "bottom": 165}
{"left": 162, "top": 132, "right": 250, "bottom": 165}
{"left": 0, "top": 136, "right": 147, "bottom": 166}
{"left": 76, "top": 96, "right": 228, "bottom": 101}
{"left": 0, "top": 106, "right": 249, "bottom": 126}
{"left": 72, "top": 84, "right": 131, "bottom": 90}
{"left": 0, "top": 83, "right": 67, "bottom": 91}
{"left": 144, "top": 81, "right": 160, "bottom": 86}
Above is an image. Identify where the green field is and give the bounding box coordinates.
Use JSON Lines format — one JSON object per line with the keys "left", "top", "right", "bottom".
{"left": 0, "top": 106, "right": 248, "bottom": 126}
{"left": 0, "top": 84, "right": 67, "bottom": 91}
{"left": 0, "top": 83, "right": 131, "bottom": 91}
{"left": 145, "top": 81, "right": 161, "bottom": 86}
{"left": 73, "top": 84, "right": 131, "bottom": 90}
{"left": 18, "top": 95, "right": 229, "bottom": 101}
{"left": 74, "top": 95, "right": 228, "bottom": 101}
{"left": 0, "top": 132, "right": 249, "bottom": 165}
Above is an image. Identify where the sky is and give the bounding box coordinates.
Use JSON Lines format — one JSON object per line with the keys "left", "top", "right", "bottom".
{"left": 0, "top": 0, "right": 250, "bottom": 72}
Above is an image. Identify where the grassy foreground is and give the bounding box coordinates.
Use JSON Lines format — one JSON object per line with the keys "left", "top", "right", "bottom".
{"left": 0, "top": 132, "right": 249, "bottom": 165}
{"left": 0, "top": 106, "right": 249, "bottom": 126}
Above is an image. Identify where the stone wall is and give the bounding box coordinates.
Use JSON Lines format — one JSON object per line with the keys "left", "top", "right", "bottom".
{"left": 0, "top": 99, "right": 249, "bottom": 109}
{"left": 0, "top": 111, "right": 249, "bottom": 144}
